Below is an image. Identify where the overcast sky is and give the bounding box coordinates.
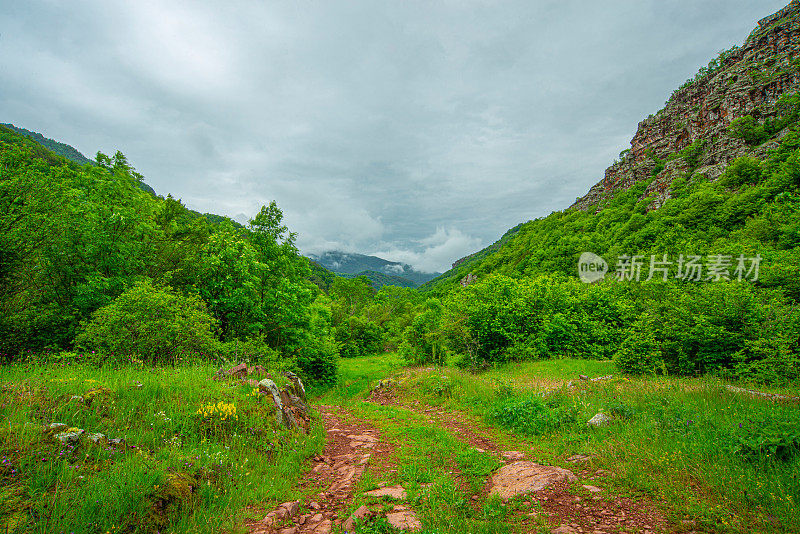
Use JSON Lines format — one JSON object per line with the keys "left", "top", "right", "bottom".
{"left": 1, "top": 1, "right": 788, "bottom": 272}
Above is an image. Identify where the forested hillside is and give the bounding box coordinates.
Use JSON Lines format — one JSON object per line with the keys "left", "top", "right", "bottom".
{"left": 0, "top": 124, "right": 338, "bottom": 383}
{"left": 405, "top": 8, "right": 800, "bottom": 384}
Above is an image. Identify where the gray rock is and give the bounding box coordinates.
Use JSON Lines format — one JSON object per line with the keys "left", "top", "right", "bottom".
{"left": 283, "top": 371, "right": 307, "bottom": 402}
{"left": 55, "top": 428, "right": 85, "bottom": 444}
{"left": 587, "top": 413, "right": 612, "bottom": 427}
{"left": 48, "top": 423, "right": 68, "bottom": 433}
{"left": 259, "top": 379, "right": 285, "bottom": 427}
{"left": 87, "top": 432, "right": 106, "bottom": 444}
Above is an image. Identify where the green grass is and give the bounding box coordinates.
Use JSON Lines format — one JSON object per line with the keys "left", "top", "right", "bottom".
{"left": 383, "top": 358, "right": 800, "bottom": 533}
{"left": 0, "top": 361, "right": 324, "bottom": 534}
{"left": 345, "top": 401, "right": 523, "bottom": 534}
{"left": 316, "top": 353, "right": 404, "bottom": 403}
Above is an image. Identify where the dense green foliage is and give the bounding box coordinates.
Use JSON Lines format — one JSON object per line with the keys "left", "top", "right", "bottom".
{"left": 76, "top": 280, "right": 218, "bottom": 364}
{"left": 0, "top": 126, "right": 336, "bottom": 384}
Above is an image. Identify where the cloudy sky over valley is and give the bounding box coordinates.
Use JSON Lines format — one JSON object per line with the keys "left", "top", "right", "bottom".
{"left": 1, "top": 0, "right": 787, "bottom": 272}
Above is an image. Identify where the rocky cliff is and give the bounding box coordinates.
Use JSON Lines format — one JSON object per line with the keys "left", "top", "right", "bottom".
{"left": 573, "top": 0, "right": 800, "bottom": 211}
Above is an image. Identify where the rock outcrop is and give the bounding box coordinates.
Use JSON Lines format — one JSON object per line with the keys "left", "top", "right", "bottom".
{"left": 572, "top": 1, "right": 800, "bottom": 211}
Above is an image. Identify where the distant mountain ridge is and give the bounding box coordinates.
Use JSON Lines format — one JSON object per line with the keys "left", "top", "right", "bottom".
{"left": 1, "top": 123, "right": 158, "bottom": 197}
{"left": 308, "top": 251, "right": 440, "bottom": 288}
{"left": 2, "top": 123, "right": 94, "bottom": 165}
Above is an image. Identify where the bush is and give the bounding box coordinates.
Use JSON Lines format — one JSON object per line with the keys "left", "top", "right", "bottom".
{"left": 488, "top": 395, "right": 577, "bottom": 436}
{"left": 399, "top": 299, "right": 446, "bottom": 366}
{"left": 76, "top": 280, "right": 217, "bottom": 364}
{"left": 614, "top": 325, "right": 665, "bottom": 376}
{"left": 295, "top": 334, "right": 339, "bottom": 387}
{"left": 728, "top": 116, "right": 768, "bottom": 146}
{"left": 717, "top": 156, "right": 763, "bottom": 188}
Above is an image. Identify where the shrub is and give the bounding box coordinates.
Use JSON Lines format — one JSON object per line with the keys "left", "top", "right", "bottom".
{"left": 727, "top": 116, "right": 768, "bottom": 146}
{"left": 733, "top": 415, "right": 800, "bottom": 462}
{"left": 488, "top": 395, "right": 577, "bottom": 436}
{"left": 76, "top": 279, "right": 217, "bottom": 364}
{"left": 295, "top": 334, "right": 339, "bottom": 387}
{"left": 614, "top": 325, "right": 665, "bottom": 375}
{"left": 717, "top": 156, "right": 763, "bottom": 188}
{"left": 399, "top": 299, "right": 446, "bottom": 366}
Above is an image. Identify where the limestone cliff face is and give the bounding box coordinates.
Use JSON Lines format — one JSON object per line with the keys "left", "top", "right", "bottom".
{"left": 573, "top": 1, "right": 800, "bottom": 211}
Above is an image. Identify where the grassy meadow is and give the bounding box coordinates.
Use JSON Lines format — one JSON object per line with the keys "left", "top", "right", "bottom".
{"left": 0, "top": 360, "right": 324, "bottom": 534}
{"left": 326, "top": 355, "right": 800, "bottom": 534}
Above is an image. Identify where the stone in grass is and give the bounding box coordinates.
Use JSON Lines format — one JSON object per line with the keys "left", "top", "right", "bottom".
{"left": 582, "top": 484, "right": 602, "bottom": 493}
{"left": 565, "top": 454, "right": 592, "bottom": 463}
{"left": 364, "top": 485, "right": 407, "bottom": 499}
{"left": 501, "top": 450, "right": 526, "bottom": 461}
{"left": 489, "top": 461, "right": 577, "bottom": 500}
{"left": 587, "top": 413, "right": 612, "bottom": 427}
{"left": 259, "top": 379, "right": 285, "bottom": 427}
{"left": 55, "top": 428, "right": 85, "bottom": 444}
{"left": 48, "top": 423, "right": 68, "bottom": 433}
{"left": 87, "top": 432, "right": 107, "bottom": 445}
{"left": 263, "top": 500, "right": 300, "bottom": 527}
{"left": 344, "top": 504, "right": 372, "bottom": 531}
{"left": 386, "top": 509, "right": 422, "bottom": 531}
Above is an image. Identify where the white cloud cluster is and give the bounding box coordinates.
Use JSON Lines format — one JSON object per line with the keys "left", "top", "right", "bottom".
{"left": 372, "top": 227, "right": 483, "bottom": 273}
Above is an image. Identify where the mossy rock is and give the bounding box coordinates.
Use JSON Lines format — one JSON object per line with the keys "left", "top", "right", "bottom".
{"left": 84, "top": 387, "right": 114, "bottom": 406}
{"left": 148, "top": 472, "right": 201, "bottom": 530}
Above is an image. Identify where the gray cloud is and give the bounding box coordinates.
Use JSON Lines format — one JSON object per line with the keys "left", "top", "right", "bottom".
{"left": 0, "top": 0, "right": 788, "bottom": 271}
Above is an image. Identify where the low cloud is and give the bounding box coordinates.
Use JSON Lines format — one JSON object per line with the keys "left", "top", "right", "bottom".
{"left": 372, "top": 227, "right": 482, "bottom": 273}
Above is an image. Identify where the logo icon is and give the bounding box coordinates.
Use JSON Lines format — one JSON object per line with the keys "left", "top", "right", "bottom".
{"left": 578, "top": 252, "right": 608, "bottom": 283}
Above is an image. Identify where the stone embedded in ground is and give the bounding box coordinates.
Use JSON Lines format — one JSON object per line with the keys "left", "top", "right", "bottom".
{"left": 309, "top": 519, "right": 332, "bottom": 533}
{"left": 364, "top": 485, "right": 407, "bottom": 500}
{"left": 582, "top": 484, "right": 602, "bottom": 493}
{"left": 87, "top": 432, "right": 106, "bottom": 444}
{"left": 587, "top": 413, "right": 612, "bottom": 427}
{"left": 346, "top": 434, "right": 378, "bottom": 442}
{"left": 489, "top": 461, "right": 577, "bottom": 499}
{"left": 48, "top": 422, "right": 68, "bottom": 433}
{"left": 578, "top": 374, "right": 589, "bottom": 381}
{"left": 551, "top": 525, "right": 579, "bottom": 534}
{"left": 259, "top": 379, "right": 285, "bottom": 427}
{"left": 280, "top": 500, "right": 300, "bottom": 517}
{"left": 55, "top": 428, "right": 85, "bottom": 444}
{"left": 386, "top": 509, "right": 422, "bottom": 531}
{"left": 344, "top": 504, "right": 372, "bottom": 531}
{"left": 566, "top": 454, "right": 592, "bottom": 463}
{"left": 501, "top": 450, "right": 526, "bottom": 461}
{"left": 283, "top": 371, "right": 307, "bottom": 401}
{"left": 277, "top": 528, "right": 297, "bottom": 534}
{"left": 225, "top": 363, "right": 249, "bottom": 378}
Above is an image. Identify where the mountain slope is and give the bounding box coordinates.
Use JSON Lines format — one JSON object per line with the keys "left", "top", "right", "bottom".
{"left": 308, "top": 251, "right": 440, "bottom": 288}
{"left": 1, "top": 123, "right": 158, "bottom": 197}
{"left": 422, "top": 2, "right": 800, "bottom": 297}
{"left": 1, "top": 123, "right": 94, "bottom": 165}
